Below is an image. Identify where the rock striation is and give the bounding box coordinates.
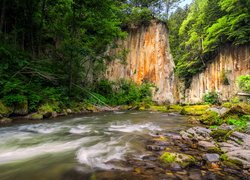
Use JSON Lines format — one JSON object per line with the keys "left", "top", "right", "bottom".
{"left": 106, "top": 20, "right": 175, "bottom": 104}
{"left": 182, "top": 45, "right": 250, "bottom": 104}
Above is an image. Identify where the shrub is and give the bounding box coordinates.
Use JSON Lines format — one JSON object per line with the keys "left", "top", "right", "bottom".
{"left": 237, "top": 75, "right": 250, "bottom": 93}
{"left": 203, "top": 91, "right": 219, "bottom": 104}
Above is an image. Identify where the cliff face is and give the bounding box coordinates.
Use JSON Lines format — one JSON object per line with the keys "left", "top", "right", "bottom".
{"left": 182, "top": 45, "right": 250, "bottom": 104}
{"left": 106, "top": 20, "right": 175, "bottom": 104}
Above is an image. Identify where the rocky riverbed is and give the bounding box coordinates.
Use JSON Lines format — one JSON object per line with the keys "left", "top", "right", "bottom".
{"left": 125, "top": 124, "right": 250, "bottom": 179}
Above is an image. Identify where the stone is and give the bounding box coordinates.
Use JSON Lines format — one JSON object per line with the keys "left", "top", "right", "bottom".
{"left": 146, "top": 145, "right": 165, "bottom": 151}
{"left": 189, "top": 170, "right": 202, "bottom": 180}
{"left": 0, "top": 117, "right": 12, "bottom": 124}
{"left": 208, "top": 107, "right": 229, "bottom": 116}
{"left": 203, "top": 153, "right": 220, "bottom": 162}
{"left": 198, "top": 141, "right": 216, "bottom": 151}
{"left": 66, "top": 109, "right": 72, "bottom": 114}
{"left": 170, "top": 163, "right": 182, "bottom": 171}
{"left": 226, "top": 150, "right": 250, "bottom": 169}
{"left": 52, "top": 111, "right": 57, "bottom": 118}
{"left": 142, "top": 155, "right": 157, "bottom": 161}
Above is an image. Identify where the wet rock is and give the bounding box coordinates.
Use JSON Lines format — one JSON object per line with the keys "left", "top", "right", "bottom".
{"left": 170, "top": 162, "right": 182, "bottom": 171}
{"left": 203, "top": 153, "right": 220, "bottom": 162}
{"left": 198, "top": 141, "right": 216, "bottom": 151}
{"left": 146, "top": 145, "right": 165, "bottom": 151}
{"left": 43, "top": 112, "right": 52, "bottom": 118}
{"left": 226, "top": 150, "right": 250, "bottom": 169}
{"left": 208, "top": 107, "right": 229, "bottom": 116}
{"left": 0, "top": 117, "right": 12, "bottom": 124}
{"left": 142, "top": 155, "right": 157, "bottom": 161}
{"left": 223, "top": 167, "right": 241, "bottom": 175}
{"left": 52, "top": 111, "right": 58, "bottom": 118}
{"left": 189, "top": 170, "right": 202, "bottom": 180}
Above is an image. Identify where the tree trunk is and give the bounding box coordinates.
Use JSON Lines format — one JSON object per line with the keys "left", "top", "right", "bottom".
{"left": 0, "top": 0, "right": 6, "bottom": 34}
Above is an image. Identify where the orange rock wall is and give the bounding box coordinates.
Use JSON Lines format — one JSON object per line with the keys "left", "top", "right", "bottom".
{"left": 106, "top": 20, "right": 175, "bottom": 104}
{"left": 183, "top": 45, "right": 250, "bottom": 104}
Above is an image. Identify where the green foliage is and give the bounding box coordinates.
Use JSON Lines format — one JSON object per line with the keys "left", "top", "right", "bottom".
{"left": 237, "top": 75, "right": 250, "bottom": 93}
{"left": 122, "top": 7, "right": 153, "bottom": 28}
{"left": 227, "top": 118, "right": 247, "bottom": 131}
{"left": 203, "top": 91, "right": 219, "bottom": 104}
{"left": 93, "top": 79, "right": 153, "bottom": 106}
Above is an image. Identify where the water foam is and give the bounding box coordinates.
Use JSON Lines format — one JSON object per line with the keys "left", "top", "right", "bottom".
{"left": 76, "top": 140, "right": 130, "bottom": 170}
{"left": 108, "top": 122, "right": 162, "bottom": 133}
{"left": 0, "top": 136, "right": 99, "bottom": 164}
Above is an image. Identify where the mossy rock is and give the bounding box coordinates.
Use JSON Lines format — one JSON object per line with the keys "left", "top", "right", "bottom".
{"left": 221, "top": 103, "right": 250, "bottom": 118}
{"left": 220, "top": 154, "right": 243, "bottom": 170}
{"left": 38, "top": 103, "right": 60, "bottom": 115}
{"left": 30, "top": 113, "right": 43, "bottom": 120}
{"left": 210, "top": 129, "right": 232, "bottom": 142}
{"left": 149, "top": 105, "right": 167, "bottom": 112}
{"left": 199, "top": 111, "right": 223, "bottom": 125}
{"left": 0, "top": 117, "right": 13, "bottom": 124}
{"left": 0, "top": 101, "right": 12, "bottom": 116}
{"left": 160, "top": 152, "right": 196, "bottom": 168}
{"left": 207, "top": 147, "right": 223, "bottom": 154}
{"left": 181, "top": 105, "right": 210, "bottom": 116}
{"left": 85, "top": 104, "right": 98, "bottom": 112}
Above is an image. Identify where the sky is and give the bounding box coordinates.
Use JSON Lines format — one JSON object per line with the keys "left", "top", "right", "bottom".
{"left": 179, "top": 0, "right": 193, "bottom": 8}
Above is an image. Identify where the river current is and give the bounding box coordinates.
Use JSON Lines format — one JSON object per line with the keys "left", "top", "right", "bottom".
{"left": 0, "top": 111, "right": 191, "bottom": 180}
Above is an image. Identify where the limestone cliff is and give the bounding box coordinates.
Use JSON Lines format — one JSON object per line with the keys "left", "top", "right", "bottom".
{"left": 182, "top": 45, "right": 250, "bottom": 104}
{"left": 106, "top": 20, "right": 175, "bottom": 104}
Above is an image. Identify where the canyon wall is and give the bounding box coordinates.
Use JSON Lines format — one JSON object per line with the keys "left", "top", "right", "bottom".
{"left": 106, "top": 20, "right": 175, "bottom": 104}
{"left": 182, "top": 45, "right": 250, "bottom": 104}
{"left": 106, "top": 20, "right": 250, "bottom": 104}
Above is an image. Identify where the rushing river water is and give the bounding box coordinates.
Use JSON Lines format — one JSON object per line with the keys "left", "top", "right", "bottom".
{"left": 0, "top": 111, "right": 191, "bottom": 180}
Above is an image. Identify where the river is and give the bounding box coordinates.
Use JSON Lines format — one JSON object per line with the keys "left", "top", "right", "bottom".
{"left": 0, "top": 111, "right": 192, "bottom": 180}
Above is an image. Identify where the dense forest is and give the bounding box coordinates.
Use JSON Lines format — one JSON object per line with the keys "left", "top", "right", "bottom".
{"left": 0, "top": 0, "right": 249, "bottom": 114}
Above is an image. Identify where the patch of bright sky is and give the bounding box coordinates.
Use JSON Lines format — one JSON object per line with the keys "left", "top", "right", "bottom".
{"left": 179, "top": 0, "right": 193, "bottom": 8}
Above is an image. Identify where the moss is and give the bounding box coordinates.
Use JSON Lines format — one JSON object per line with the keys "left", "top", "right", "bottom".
{"left": 120, "top": 105, "right": 133, "bottom": 110}
{"left": 199, "top": 111, "right": 223, "bottom": 125}
{"left": 139, "top": 106, "right": 146, "bottom": 111}
{"left": 220, "top": 154, "right": 243, "bottom": 169}
{"left": 0, "top": 101, "right": 12, "bottom": 116}
{"left": 222, "top": 102, "right": 232, "bottom": 108}
{"left": 210, "top": 129, "right": 232, "bottom": 142}
{"left": 169, "top": 105, "right": 183, "bottom": 112}
{"left": 31, "top": 113, "right": 43, "bottom": 120}
{"left": 149, "top": 105, "right": 167, "bottom": 112}
{"left": 221, "top": 103, "right": 250, "bottom": 118}
{"left": 160, "top": 152, "right": 176, "bottom": 163}
{"left": 207, "top": 147, "right": 223, "bottom": 154}
{"left": 38, "top": 103, "right": 60, "bottom": 114}
{"left": 181, "top": 105, "right": 210, "bottom": 116}
{"left": 160, "top": 152, "right": 196, "bottom": 167}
